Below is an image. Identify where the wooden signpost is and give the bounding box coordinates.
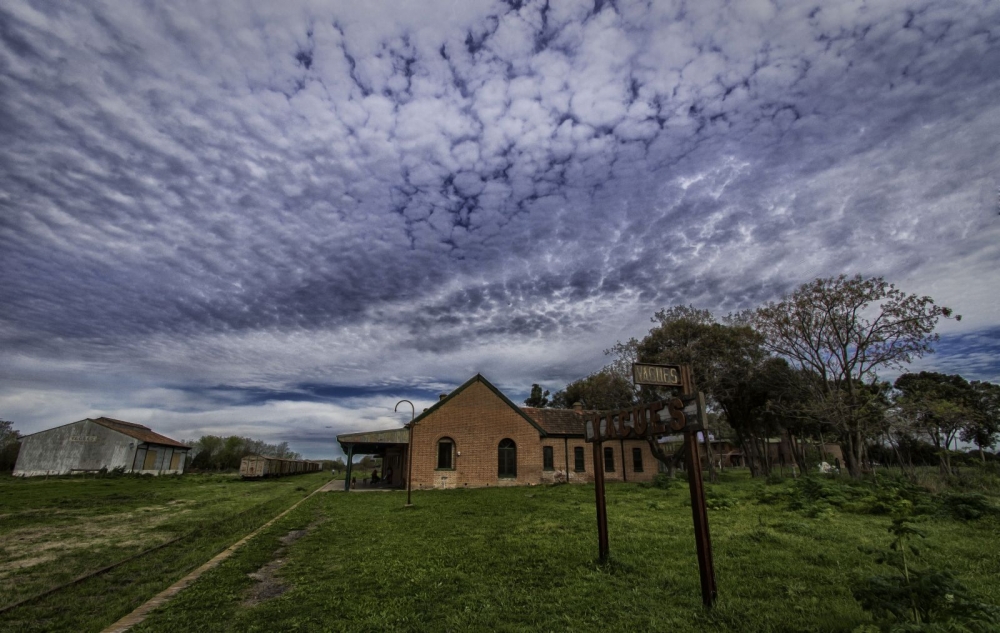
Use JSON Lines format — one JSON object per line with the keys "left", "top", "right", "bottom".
{"left": 585, "top": 363, "right": 717, "bottom": 607}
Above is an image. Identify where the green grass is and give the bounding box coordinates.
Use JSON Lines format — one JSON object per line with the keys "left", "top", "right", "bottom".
{"left": 0, "top": 471, "right": 330, "bottom": 632}
{"left": 126, "top": 472, "right": 999, "bottom": 632}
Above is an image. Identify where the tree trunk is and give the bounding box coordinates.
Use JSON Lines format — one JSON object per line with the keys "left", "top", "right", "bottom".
{"left": 932, "top": 431, "right": 951, "bottom": 476}
{"left": 886, "top": 432, "right": 913, "bottom": 479}
{"left": 702, "top": 431, "right": 717, "bottom": 483}
{"left": 842, "top": 432, "right": 863, "bottom": 478}
{"left": 738, "top": 432, "right": 757, "bottom": 477}
{"left": 787, "top": 430, "right": 806, "bottom": 474}
{"left": 758, "top": 436, "right": 771, "bottom": 476}
{"left": 862, "top": 442, "right": 878, "bottom": 486}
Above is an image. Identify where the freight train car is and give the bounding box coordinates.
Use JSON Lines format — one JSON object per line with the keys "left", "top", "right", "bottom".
{"left": 239, "top": 455, "right": 322, "bottom": 478}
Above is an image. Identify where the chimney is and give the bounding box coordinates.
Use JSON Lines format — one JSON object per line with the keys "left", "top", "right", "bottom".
{"left": 573, "top": 401, "right": 583, "bottom": 412}
{"left": 439, "top": 393, "right": 448, "bottom": 401}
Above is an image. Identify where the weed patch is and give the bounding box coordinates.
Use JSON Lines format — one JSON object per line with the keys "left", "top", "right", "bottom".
{"left": 937, "top": 492, "right": 999, "bottom": 521}
{"left": 853, "top": 516, "right": 998, "bottom": 631}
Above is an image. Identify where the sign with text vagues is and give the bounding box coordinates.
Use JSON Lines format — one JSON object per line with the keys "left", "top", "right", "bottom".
{"left": 632, "top": 363, "right": 688, "bottom": 388}
{"left": 583, "top": 397, "right": 698, "bottom": 443}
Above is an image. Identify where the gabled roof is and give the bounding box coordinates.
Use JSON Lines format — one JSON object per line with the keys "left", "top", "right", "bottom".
{"left": 410, "top": 374, "right": 548, "bottom": 436}
{"left": 91, "top": 417, "right": 190, "bottom": 449}
{"left": 521, "top": 407, "right": 593, "bottom": 436}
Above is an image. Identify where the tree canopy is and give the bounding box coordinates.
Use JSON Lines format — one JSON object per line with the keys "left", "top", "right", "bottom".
{"left": 523, "top": 383, "right": 550, "bottom": 408}
{"left": 188, "top": 435, "right": 302, "bottom": 470}
{"left": 753, "top": 275, "right": 958, "bottom": 476}
{"left": 0, "top": 420, "right": 21, "bottom": 472}
{"left": 540, "top": 275, "right": 983, "bottom": 479}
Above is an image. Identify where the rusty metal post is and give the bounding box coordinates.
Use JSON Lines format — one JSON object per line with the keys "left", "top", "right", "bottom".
{"left": 685, "top": 398, "right": 717, "bottom": 607}
{"left": 592, "top": 439, "right": 609, "bottom": 562}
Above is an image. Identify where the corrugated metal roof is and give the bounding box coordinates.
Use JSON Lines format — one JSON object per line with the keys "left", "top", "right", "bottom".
{"left": 337, "top": 428, "right": 410, "bottom": 444}
{"left": 91, "top": 417, "right": 190, "bottom": 449}
{"left": 521, "top": 407, "right": 590, "bottom": 436}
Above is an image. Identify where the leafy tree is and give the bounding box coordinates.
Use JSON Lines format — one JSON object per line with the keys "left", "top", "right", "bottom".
{"left": 0, "top": 420, "right": 22, "bottom": 472}
{"left": 635, "top": 305, "right": 717, "bottom": 390}
{"left": 523, "top": 384, "right": 550, "bottom": 408}
{"left": 188, "top": 435, "right": 302, "bottom": 470}
{"left": 190, "top": 435, "right": 224, "bottom": 469}
{"left": 894, "top": 372, "right": 976, "bottom": 475}
{"left": 550, "top": 369, "right": 636, "bottom": 411}
{"left": 0, "top": 420, "right": 19, "bottom": 445}
{"left": 963, "top": 380, "right": 1000, "bottom": 462}
{"left": 219, "top": 435, "right": 248, "bottom": 469}
{"left": 754, "top": 275, "right": 958, "bottom": 477}
{"left": 633, "top": 307, "right": 787, "bottom": 478}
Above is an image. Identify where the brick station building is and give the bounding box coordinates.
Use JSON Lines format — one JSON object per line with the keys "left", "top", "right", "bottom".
{"left": 337, "top": 374, "right": 656, "bottom": 490}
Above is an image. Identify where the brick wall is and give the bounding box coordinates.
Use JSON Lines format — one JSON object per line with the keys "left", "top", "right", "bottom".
{"left": 540, "top": 437, "right": 656, "bottom": 485}
{"left": 409, "top": 380, "right": 657, "bottom": 489}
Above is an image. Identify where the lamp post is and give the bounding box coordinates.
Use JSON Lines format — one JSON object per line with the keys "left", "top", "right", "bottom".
{"left": 395, "top": 399, "right": 415, "bottom": 507}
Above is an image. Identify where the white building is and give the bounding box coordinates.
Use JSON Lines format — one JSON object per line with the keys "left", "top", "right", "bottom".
{"left": 13, "top": 417, "right": 190, "bottom": 477}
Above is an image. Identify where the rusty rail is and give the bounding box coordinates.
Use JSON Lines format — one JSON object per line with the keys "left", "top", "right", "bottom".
{"left": 0, "top": 534, "right": 187, "bottom": 615}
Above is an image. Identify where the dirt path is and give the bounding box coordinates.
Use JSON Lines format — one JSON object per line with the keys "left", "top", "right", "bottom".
{"left": 101, "top": 478, "right": 339, "bottom": 633}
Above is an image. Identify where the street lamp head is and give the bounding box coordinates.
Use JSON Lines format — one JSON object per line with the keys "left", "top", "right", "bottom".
{"left": 394, "top": 399, "right": 415, "bottom": 421}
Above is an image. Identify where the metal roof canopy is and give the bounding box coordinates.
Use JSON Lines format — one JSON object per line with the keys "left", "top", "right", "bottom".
{"left": 337, "top": 427, "right": 409, "bottom": 455}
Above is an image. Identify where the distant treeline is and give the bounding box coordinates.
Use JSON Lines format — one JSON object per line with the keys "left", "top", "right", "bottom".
{"left": 187, "top": 435, "right": 302, "bottom": 471}
{"left": 526, "top": 275, "right": 999, "bottom": 481}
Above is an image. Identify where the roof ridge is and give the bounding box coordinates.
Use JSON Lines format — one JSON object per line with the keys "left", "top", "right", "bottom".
{"left": 95, "top": 417, "right": 150, "bottom": 429}
{"left": 410, "top": 374, "right": 548, "bottom": 436}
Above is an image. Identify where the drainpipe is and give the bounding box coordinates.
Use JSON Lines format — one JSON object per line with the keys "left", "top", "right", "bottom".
{"left": 564, "top": 437, "right": 570, "bottom": 482}
{"left": 620, "top": 439, "right": 627, "bottom": 482}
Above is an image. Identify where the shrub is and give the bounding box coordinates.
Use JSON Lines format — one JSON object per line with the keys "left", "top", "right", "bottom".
{"left": 937, "top": 492, "right": 998, "bottom": 521}
{"left": 765, "top": 472, "right": 786, "bottom": 485}
{"left": 704, "top": 486, "right": 737, "bottom": 510}
{"left": 650, "top": 472, "right": 678, "bottom": 490}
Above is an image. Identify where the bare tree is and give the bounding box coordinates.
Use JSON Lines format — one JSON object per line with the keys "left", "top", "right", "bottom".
{"left": 755, "top": 275, "right": 958, "bottom": 477}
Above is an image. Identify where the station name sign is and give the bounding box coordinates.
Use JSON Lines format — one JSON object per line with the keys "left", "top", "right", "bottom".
{"left": 632, "top": 363, "right": 683, "bottom": 387}
{"left": 584, "top": 397, "right": 697, "bottom": 443}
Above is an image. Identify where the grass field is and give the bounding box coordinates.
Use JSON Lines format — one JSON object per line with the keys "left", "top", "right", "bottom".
{"left": 118, "top": 471, "right": 998, "bottom": 633}
{"left": 0, "top": 471, "right": 330, "bottom": 632}
{"left": 2, "top": 470, "right": 998, "bottom": 632}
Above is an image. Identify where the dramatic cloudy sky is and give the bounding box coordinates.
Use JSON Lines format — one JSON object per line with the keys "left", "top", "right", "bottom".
{"left": 2, "top": 0, "right": 998, "bottom": 458}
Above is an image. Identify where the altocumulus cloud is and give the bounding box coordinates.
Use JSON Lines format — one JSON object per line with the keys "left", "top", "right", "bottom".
{"left": 1, "top": 0, "right": 998, "bottom": 457}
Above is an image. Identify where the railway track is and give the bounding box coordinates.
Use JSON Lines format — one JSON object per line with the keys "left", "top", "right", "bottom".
{"left": 0, "top": 475, "right": 332, "bottom": 628}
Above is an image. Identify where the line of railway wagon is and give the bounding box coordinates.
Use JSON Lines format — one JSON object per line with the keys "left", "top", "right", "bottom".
{"left": 239, "top": 454, "right": 323, "bottom": 478}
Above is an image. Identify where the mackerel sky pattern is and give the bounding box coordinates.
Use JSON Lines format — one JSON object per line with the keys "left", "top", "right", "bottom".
{"left": 2, "top": 0, "right": 998, "bottom": 456}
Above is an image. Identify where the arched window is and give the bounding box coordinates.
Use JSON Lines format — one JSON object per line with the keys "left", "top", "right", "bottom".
{"left": 437, "top": 437, "right": 455, "bottom": 470}
{"left": 498, "top": 439, "right": 517, "bottom": 478}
